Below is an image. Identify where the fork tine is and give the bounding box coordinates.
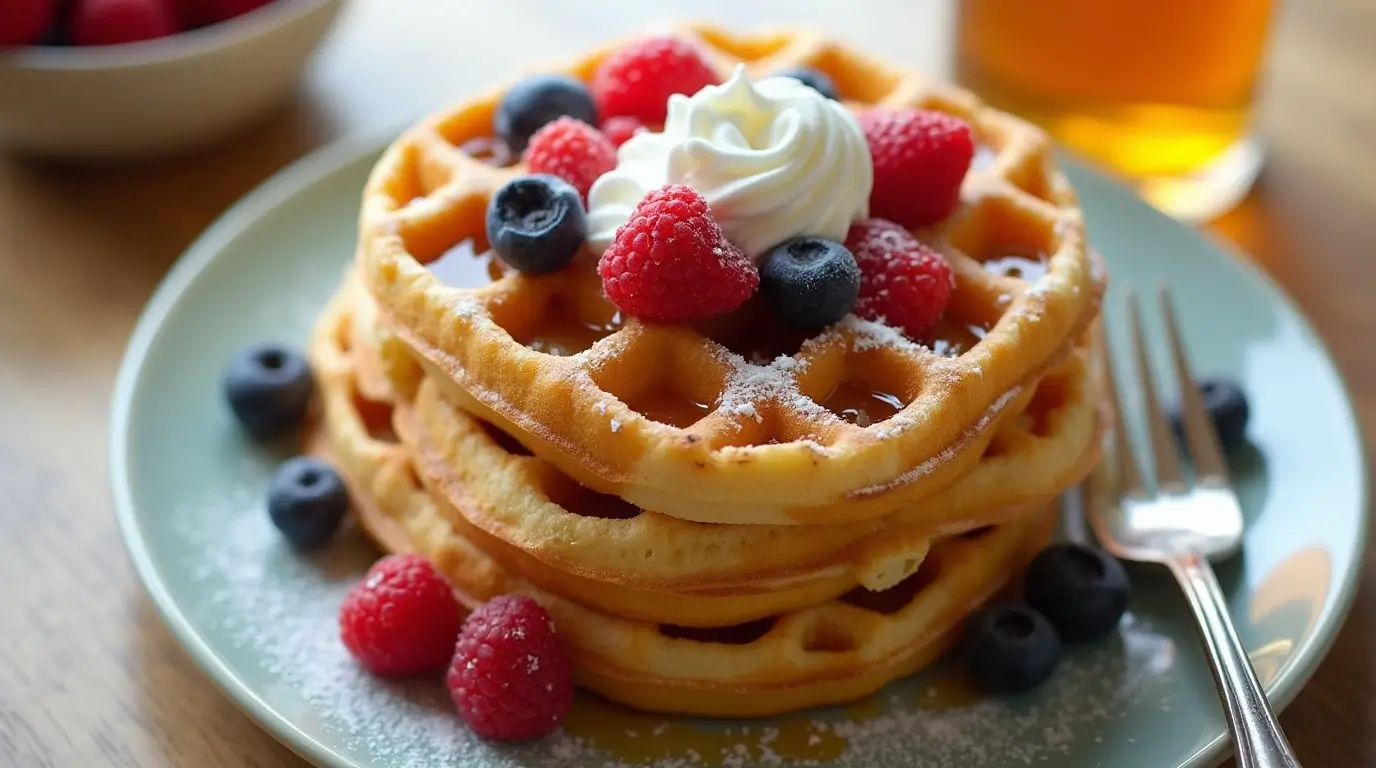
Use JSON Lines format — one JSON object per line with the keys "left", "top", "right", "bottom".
{"left": 1094, "top": 312, "right": 1146, "bottom": 497}
{"left": 1158, "top": 285, "right": 1231, "bottom": 484}
{"left": 1127, "top": 287, "right": 1187, "bottom": 492}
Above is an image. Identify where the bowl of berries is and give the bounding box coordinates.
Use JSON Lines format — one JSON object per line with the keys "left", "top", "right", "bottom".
{"left": 0, "top": 0, "right": 344, "bottom": 159}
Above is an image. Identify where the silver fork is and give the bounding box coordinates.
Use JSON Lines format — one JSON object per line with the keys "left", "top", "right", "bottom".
{"left": 1086, "top": 284, "right": 1300, "bottom": 768}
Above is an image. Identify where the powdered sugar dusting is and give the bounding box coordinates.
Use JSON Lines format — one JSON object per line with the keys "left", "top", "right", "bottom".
{"left": 167, "top": 460, "right": 1178, "bottom": 768}
{"left": 717, "top": 353, "right": 824, "bottom": 424}
{"left": 837, "top": 315, "right": 921, "bottom": 353}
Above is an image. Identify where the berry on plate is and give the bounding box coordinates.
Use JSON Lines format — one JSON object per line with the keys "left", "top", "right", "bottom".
{"left": 591, "top": 35, "right": 719, "bottom": 125}
{"left": 494, "top": 74, "right": 598, "bottom": 156}
{"left": 447, "top": 594, "right": 573, "bottom": 741}
{"left": 772, "top": 65, "right": 839, "bottom": 101}
{"left": 485, "top": 174, "right": 587, "bottom": 275}
{"left": 1024, "top": 543, "right": 1130, "bottom": 644}
{"left": 339, "top": 554, "right": 464, "bottom": 678}
{"left": 180, "top": 0, "right": 273, "bottom": 27}
{"left": 600, "top": 115, "right": 646, "bottom": 147}
{"left": 758, "top": 236, "right": 860, "bottom": 332}
{"left": 844, "top": 218, "right": 954, "bottom": 339}
{"left": 1170, "top": 377, "right": 1250, "bottom": 454}
{"left": 598, "top": 184, "right": 759, "bottom": 323}
{"left": 71, "top": 0, "right": 178, "bottom": 46}
{"left": 222, "top": 342, "right": 315, "bottom": 440}
{"left": 962, "top": 603, "right": 1062, "bottom": 694}
{"left": 859, "top": 107, "right": 976, "bottom": 229}
{"left": 0, "top": 0, "right": 58, "bottom": 47}
{"left": 522, "top": 116, "right": 617, "bottom": 202}
{"left": 266, "top": 456, "right": 349, "bottom": 550}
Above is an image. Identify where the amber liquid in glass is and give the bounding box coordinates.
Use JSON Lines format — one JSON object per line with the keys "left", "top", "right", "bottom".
{"left": 955, "top": 0, "right": 1276, "bottom": 220}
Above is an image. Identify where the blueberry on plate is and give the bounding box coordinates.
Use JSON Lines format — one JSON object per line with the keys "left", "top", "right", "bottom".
{"left": 267, "top": 456, "right": 350, "bottom": 550}
{"left": 1024, "top": 543, "right": 1130, "bottom": 644}
{"left": 485, "top": 174, "right": 586, "bottom": 275}
{"left": 222, "top": 343, "right": 314, "bottom": 440}
{"left": 773, "top": 66, "right": 840, "bottom": 101}
{"left": 759, "top": 236, "right": 860, "bottom": 332}
{"left": 494, "top": 74, "right": 599, "bottom": 155}
{"left": 1170, "top": 377, "right": 1250, "bottom": 454}
{"left": 963, "top": 603, "right": 1062, "bottom": 694}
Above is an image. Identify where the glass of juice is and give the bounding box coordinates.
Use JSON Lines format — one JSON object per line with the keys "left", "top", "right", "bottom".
{"left": 954, "top": 0, "right": 1278, "bottom": 222}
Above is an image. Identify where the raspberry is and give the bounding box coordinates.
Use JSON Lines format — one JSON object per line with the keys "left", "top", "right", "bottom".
{"left": 178, "top": 0, "right": 272, "bottom": 27}
{"left": 446, "top": 595, "right": 573, "bottom": 742}
{"left": 522, "top": 117, "right": 617, "bottom": 201}
{"left": 598, "top": 184, "right": 759, "bottom": 323}
{"left": 0, "top": 0, "right": 57, "bottom": 47}
{"left": 845, "top": 218, "right": 954, "bottom": 339}
{"left": 600, "top": 115, "right": 646, "bottom": 148}
{"left": 859, "top": 108, "right": 976, "bottom": 229}
{"left": 339, "top": 554, "right": 464, "bottom": 678}
{"left": 71, "top": 0, "right": 178, "bottom": 46}
{"left": 591, "top": 36, "right": 719, "bottom": 124}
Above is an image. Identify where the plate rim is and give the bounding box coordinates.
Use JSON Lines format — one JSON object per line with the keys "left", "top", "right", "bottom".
{"left": 108, "top": 131, "right": 1371, "bottom": 768}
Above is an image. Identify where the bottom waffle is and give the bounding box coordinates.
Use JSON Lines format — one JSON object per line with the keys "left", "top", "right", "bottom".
{"left": 307, "top": 296, "right": 1060, "bottom": 718}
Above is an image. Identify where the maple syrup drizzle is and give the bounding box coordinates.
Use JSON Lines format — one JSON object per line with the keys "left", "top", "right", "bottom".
{"left": 524, "top": 301, "right": 623, "bottom": 357}
{"left": 426, "top": 239, "right": 507, "bottom": 289}
{"left": 559, "top": 670, "right": 982, "bottom": 766}
{"left": 821, "top": 381, "right": 906, "bottom": 427}
{"left": 913, "top": 666, "right": 985, "bottom": 710}
{"left": 927, "top": 316, "right": 991, "bottom": 357}
{"left": 624, "top": 387, "right": 712, "bottom": 429}
{"left": 560, "top": 694, "right": 849, "bottom": 765}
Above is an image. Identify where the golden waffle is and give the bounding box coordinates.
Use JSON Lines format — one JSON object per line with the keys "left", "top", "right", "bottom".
{"left": 315, "top": 276, "right": 1101, "bottom": 629}
{"left": 306, "top": 294, "right": 1058, "bottom": 717}
{"left": 356, "top": 23, "right": 1105, "bottom": 526}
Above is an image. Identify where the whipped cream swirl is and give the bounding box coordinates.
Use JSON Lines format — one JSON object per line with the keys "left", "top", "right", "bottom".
{"left": 585, "top": 64, "right": 873, "bottom": 260}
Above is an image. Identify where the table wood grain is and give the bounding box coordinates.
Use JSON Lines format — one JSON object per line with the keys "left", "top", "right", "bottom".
{"left": 2, "top": 1, "right": 1373, "bottom": 766}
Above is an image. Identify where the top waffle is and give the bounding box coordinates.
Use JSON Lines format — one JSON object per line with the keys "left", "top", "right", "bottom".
{"left": 358, "top": 24, "right": 1104, "bottom": 525}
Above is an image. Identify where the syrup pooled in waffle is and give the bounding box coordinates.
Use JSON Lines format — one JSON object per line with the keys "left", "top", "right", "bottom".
{"left": 358, "top": 24, "right": 1104, "bottom": 526}
{"left": 317, "top": 275, "right": 1102, "bottom": 627}
{"left": 305, "top": 296, "right": 1057, "bottom": 718}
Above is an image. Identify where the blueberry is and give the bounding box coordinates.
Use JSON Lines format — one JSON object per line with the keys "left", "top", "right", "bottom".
{"left": 222, "top": 343, "right": 315, "bottom": 440}
{"left": 267, "top": 456, "right": 350, "bottom": 550}
{"left": 1024, "top": 543, "right": 1130, "bottom": 644}
{"left": 485, "top": 174, "right": 586, "bottom": 275}
{"left": 494, "top": 74, "right": 598, "bottom": 155}
{"left": 1170, "top": 377, "right": 1250, "bottom": 454}
{"left": 962, "top": 603, "right": 1062, "bottom": 694}
{"left": 773, "top": 66, "right": 839, "bottom": 101}
{"left": 759, "top": 237, "right": 860, "bottom": 332}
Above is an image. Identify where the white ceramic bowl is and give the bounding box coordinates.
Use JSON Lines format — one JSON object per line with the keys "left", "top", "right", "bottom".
{"left": 0, "top": 0, "right": 345, "bottom": 160}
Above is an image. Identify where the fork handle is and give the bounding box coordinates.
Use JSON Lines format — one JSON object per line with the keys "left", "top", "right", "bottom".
{"left": 1166, "top": 553, "right": 1301, "bottom": 768}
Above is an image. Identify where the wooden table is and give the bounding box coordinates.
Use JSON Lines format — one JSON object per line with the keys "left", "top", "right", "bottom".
{"left": 2, "top": 1, "right": 1372, "bottom": 766}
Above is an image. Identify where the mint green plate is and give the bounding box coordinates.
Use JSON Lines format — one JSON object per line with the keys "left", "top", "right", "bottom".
{"left": 111, "top": 134, "right": 1368, "bottom": 768}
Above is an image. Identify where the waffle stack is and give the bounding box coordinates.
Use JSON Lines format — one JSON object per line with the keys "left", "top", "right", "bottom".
{"left": 307, "top": 24, "right": 1108, "bottom": 717}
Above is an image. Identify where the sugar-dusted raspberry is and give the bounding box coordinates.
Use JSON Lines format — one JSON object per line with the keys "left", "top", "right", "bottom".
{"left": 591, "top": 35, "right": 719, "bottom": 124}
{"left": 446, "top": 595, "right": 573, "bottom": 742}
{"left": 859, "top": 108, "right": 976, "bottom": 229}
{"left": 522, "top": 116, "right": 618, "bottom": 201}
{"left": 598, "top": 184, "right": 759, "bottom": 323}
{"left": 600, "top": 115, "right": 646, "bottom": 148}
{"left": 71, "top": 0, "right": 178, "bottom": 46}
{"left": 339, "top": 554, "right": 464, "bottom": 678}
{"left": 845, "top": 218, "right": 954, "bottom": 339}
{"left": 0, "top": 0, "right": 58, "bottom": 47}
